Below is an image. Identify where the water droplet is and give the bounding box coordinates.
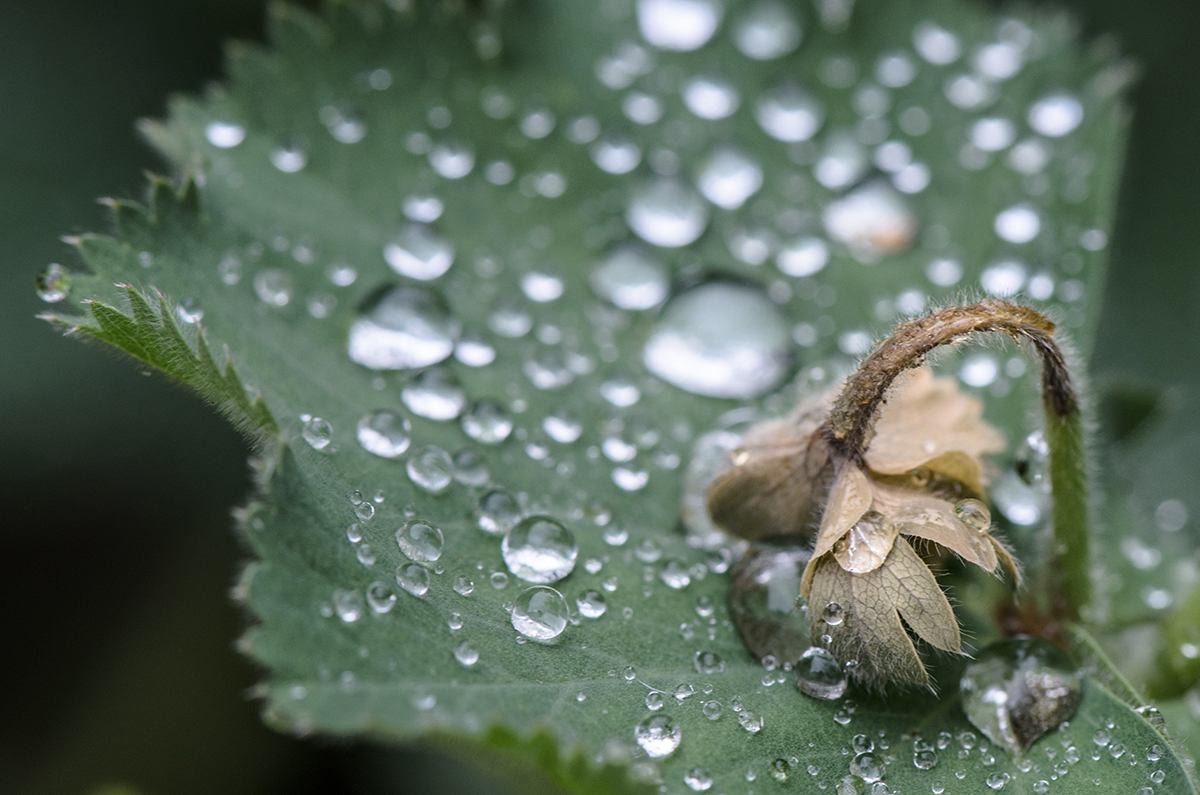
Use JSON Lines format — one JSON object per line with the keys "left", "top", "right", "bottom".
{"left": 403, "top": 194, "right": 444, "bottom": 223}
{"left": 702, "top": 700, "right": 723, "bottom": 719}
{"left": 462, "top": 400, "right": 514, "bottom": 444}
{"left": 333, "top": 588, "right": 364, "bottom": 622}
{"left": 685, "top": 766, "right": 713, "bottom": 791}
{"left": 454, "top": 639, "right": 480, "bottom": 666}
{"left": 971, "top": 118, "right": 1017, "bottom": 152}
{"left": 476, "top": 489, "right": 522, "bottom": 535}
{"left": 823, "top": 181, "right": 917, "bottom": 261}
{"left": 635, "top": 713, "right": 682, "bottom": 757}
{"left": 960, "top": 637, "right": 1082, "bottom": 755}
{"left": 822, "top": 602, "right": 845, "bottom": 626}
{"left": 734, "top": 1, "right": 801, "bottom": 60}
{"left": 543, "top": 410, "right": 584, "bottom": 443}
{"left": 1028, "top": 94, "right": 1083, "bottom": 137}
{"left": 659, "top": 558, "right": 692, "bottom": 589}
{"left": 994, "top": 204, "right": 1041, "bottom": 244}
{"left": 450, "top": 448, "right": 489, "bottom": 486}
{"left": 406, "top": 445, "right": 454, "bottom": 492}
{"left": 980, "top": 259, "right": 1027, "bottom": 297}
{"left": 913, "top": 21, "right": 961, "bottom": 65}
{"left": 502, "top": 516, "right": 578, "bottom": 583}
{"left": 622, "top": 91, "right": 664, "bottom": 125}
{"left": 366, "top": 581, "right": 397, "bottom": 614}
{"left": 253, "top": 268, "right": 293, "bottom": 307}
{"left": 697, "top": 146, "right": 763, "bottom": 210}
{"left": 205, "top": 120, "right": 245, "bottom": 148}
{"left": 396, "top": 563, "right": 431, "bottom": 596}
{"left": 913, "top": 748, "right": 939, "bottom": 770}
{"left": 36, "top": 263, "right": 71, "bottom": 303}
{"left": 429, "top": 140, "right": 475, "bottom": 179}
{"left": 985, "top": 772, "right": 1009, "bottom": 790}
{"left": 452, "top": 575, "right": 474, "bottom": 596}
{"left": 301, "top": 416, "right": 333, "bottom": 450}
{"left": 396, "top": 520, "right": 444, "bottom": 563}
{"left": 401, "top": 368, "right": 466, "bottom": 420}
{"left": 737, "top": 710, "right": 764, "bottom": 733}
{"left": 490, "top": 571, "right": 509, "bottom": 589}
{"left": 850, "top": 753, "right": 884, "bottom": 783}
{"left": 953, "top": 499, "right": 991, "bottom": 532}
{"left": 384, "top": 224, "right": 455, "bottom": 281}
{"left": 600, "top": 379, "right": 641, "bottom": 407}
{"left": 591, "top": 133, "right": 642, "bottom": 174}
{"left": 348, "top": 287, "right": 459, "bottom": 370}
{"left": 682, "top": 73, "right": 740, "bottom": 119}
{"left": 755, "top": 83, "right": 824, "bottom": 142}
{"left": 776, "top": 237, "right": 829, "bottom": 277}
{"left": 511, "top": 585, "right": 570, "bottom": 640}
{"left": 645, "top": 690, "right": 665, "bottom": 710}
{"left": 876, "top": 52, "right": 917, "bottom": 87}
{"left": 270, "top": 139, "right": 308, "bottom": 172}
{"left": 694, "top": 650, "right": 725, "bottom": 674}
{"left": 626, "top": 179, "right": 710, "bottom": 248}
{"left": 796, "top": 646, "right": 848, "bottom": 699}
{"left": 636, "top": 0, "right": 722, "bottom": 52}
{"left": 815, "top": 131, "right": 869, "bottom": 190}
{"left": 853, "top": 735, "right": 875, "bottom": 755}
{"left": 356, "top": 411, "right": 412, "bottom": 458}
{"left": 577, "top": 590, "right": 607, "bottom": 618}
{"left": 643, "top": 281, "right": 790, "bottom": 399}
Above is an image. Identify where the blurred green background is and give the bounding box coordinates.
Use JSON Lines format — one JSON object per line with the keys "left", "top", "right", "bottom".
{"left": 0, "top": 1, "right": 1196, "bottom": 793}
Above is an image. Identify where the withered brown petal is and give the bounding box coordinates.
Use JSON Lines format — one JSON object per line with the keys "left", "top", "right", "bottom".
{"left": 919, "top": 450, "right": 988, "bottom": 497}
{"left": 808, "top": 553, "right": 929, "bottom": 688}
{"left": 877, "top": 536, "right": 963, "bottom": 654}
{"left": 801, "top": 465, "right": 873, "bottom": 595}
{"left": 706, "top": 420, "right": 830, "bottom": 541}
{"left": 989, "top": 536, "right": 1023, "bottom": 588}
{"left": 832, "top": 515, "right": 898, "bottom": 574}
{"left": 872, "top": 482, "right": 1000, "bottom": 572}
{"left": 865, "top": 368, "right": 1005, "bottom": 476}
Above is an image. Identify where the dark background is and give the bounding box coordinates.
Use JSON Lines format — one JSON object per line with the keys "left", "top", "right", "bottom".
{"left": 0, "top": 1, "right": 1196, "bottom": 793}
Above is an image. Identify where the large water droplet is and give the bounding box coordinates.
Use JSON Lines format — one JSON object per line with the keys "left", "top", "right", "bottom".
{"left": 461, "top": 400, "right": 514, "bottom": 444}
{"left": 476, "top": 489, "right": 522, "bottom": 535}
{"left": 755, "top": 83, "right": 824, "bottom": 142}
{"left": 402, "top": 368, "right": 466, "bottom": 420}
{"left": 733, "top": 1, "right": 801, "bottom": 60}
{"left": 502, "top": 516, "right": 578, "bottom": 583}
{"left": 959, "top": 637, "right": 1082, "bottom": 755}
{"left": 396, "top": 519, "right": 445, "bottom": 563}
{"left": 796, "top": 646, "right": 848, "bottom": 699}
{"left": 356, "top": 411, "right": 412, "bottom": 459}
{"left": 383, "top": 224, "right": 455, "bottom": 281}
{"left": 36, "top": 263, "right": 71, "bottom": 303}
{"left": 407, "top": 445, "right": 454, "bottom": 492}
{"left": 822, "top": 181, "right": 918, "bottom": 261}
{"left": 643, "top": 281, "right": 790, "bottom": 399}
{"left": 396, "top": 562, "right": 430, "bottom": 596}
{"left": 511, "top": 585, "right": 570, "bottom": 640}
{"left": 636, "top": 0, "right": 722, "bottom": 52}
{"left": 697, "top": 146, "right": 763, "bottom": 210}
{"left": 590, "top": 245, "right": 669, "bottom": 310}
{"left": 626, "top": 179, "right": 710, "bottom": 248}
{"left": 635, "top": 714, "right": 682, "bottom": 757}
{"left": 348, "top": 287, "right": 459, "bottom": 370}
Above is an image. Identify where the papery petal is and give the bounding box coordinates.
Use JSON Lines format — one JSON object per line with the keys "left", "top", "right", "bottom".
{"left": 801, "top": 464, "right": 873, "bottom": 595}
{"left": 878, "top": 537, "right": 962, "bottom": 654}
{"left": 872, "top": 482, "right": 1000, "bottom": 572}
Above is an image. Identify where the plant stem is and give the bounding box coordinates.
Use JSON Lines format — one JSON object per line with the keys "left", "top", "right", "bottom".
{"left": 823, "top": 299, "right": 1091, "bottom": 621}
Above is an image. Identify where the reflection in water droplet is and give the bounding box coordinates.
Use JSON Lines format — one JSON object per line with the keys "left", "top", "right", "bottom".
{"left": 511, "top": 585, "right": 570, "bottom": 640}
{"left": 822, "top": 181, "right": 918, "bottom": 262}
{"left": 755, "top": 83, "right": 824, "bottom": 142}
{"left": 1028, "top": 94, "right": 1083, "bottom": 138}
{"left": 636, "top": 0, "right": 722, "bottom": 52}
{"left": 356, "top": 411, "right": 412, "bottom": 458}
{"left": 734, "top": 1, "right": 801, "bottom": 60}
{"left": 635, "top": 714, "right": 682, "bottom": 757}
{"left": 591, "top": 134, "right": 642, "bottom": 174}
{"left": 396, "top": 563, "right": 430, "bottom": 596}
{"left": 476, "top": 489, "right": 522, "bottom": 535}
{"left": 205, "top": 121, "right": 246, "bottom": 148}
{"left": 681, "top": 75, "right": 739, "bottom": 122}
{"left": 577, "top": 590, "right": 607, "bottom": 618}
{"left": 348, "top": 287, "right": 459, "bottom": 370}
{"left": 960, "top": 637, "right": 1082, "bottom": 754}
{"left": 626, "top": 179, "right": 710, "bottom": 248}
{"left": 301, "top": 417, "right": 333, "bottom": 450}
{"left": 396, "top": 519, "right": 444, "bottom": 563}
{"left": 697, "top": 146, "right": 763, "bottom": 210}
{"left": 384, "top": 224, "right": 455, "bottom": 281}
{"left": 462, "top": 400, "right": 514, "bottom": 444}
{"left": 36, "top": 263, "right": 71, "bottom": 303}
{"left": 407, "top": 445, "right": 454, "bottom": 492}
{"left": 643, "top": 281, "right": 790, "bottom": 399}
{"left": 402, "top": 368, "right": 466, "bottom": 420}
{"left": 796, "top": 646, "right": 847, "bottom": 699}
{"left": 503, "top": 516, "right": 578, "bottom": 583}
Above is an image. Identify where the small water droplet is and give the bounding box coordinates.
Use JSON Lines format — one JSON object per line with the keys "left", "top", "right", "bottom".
{"left": 755, "top": 83, "right": 824, "bottom": 142}
{"left": 684, "top": 766, "right": 713, "bottom": 791}
{"left": 913, "top": 21, "right": 961, "bottom": 65}
{"left": 635, "top": 713, "right": 683, "bottom": 757}
{"left": 645, "top": 690, "right": 665, "bottom": 710}
{"left": 402, "top": 367, "right": 466, "bottom": 420}
{"left": 453, "top": 639, "right": 480, "bottom": 666}
{"left": 348, "top": 287, "right": 459, "bottom": 370}
{"left": 396, "top": 520, "right": 444, "bottom": 563}
{"left": 429, "top": 140, "right": 475, "bottom": 179}
{"left": 822, "top": 602, "right": 845, "bottom": 626}
{"left": 270, "top": 139, "right": 308, "bottom": 172}
{"left": 590, "top": 133, "right": 642, "bottom": 174}
{"left": 590, "top": 245, "right": 669, "bottom": 310}
{"left": 737, "top": 710, "right": 764, "bottom": 734}
{"left": 333, "top": 588, "right": 364, "bottom": 622}
{"left": 980, "top": 259, "right": 1027, "bottom": 298}
{"left": 36, "top": 263, "right": 71, "bottom": 303}
{"left": 659, "top": 558, "right": 692, "bottom": 589}
{"left": 253, "top": 268, "right": 294, "bottom": 307}
{"left": 366, "top": 581, "right": 396, "bottom": 614}
{"left": 636, "top": 0, "right": 722, "bottom": 52}
{"left": 449, "top": 448, "right": 489, "bottom": 486}
{"left": 384, "top": 224, "right": 455, "bottom": 281}
{"left": 205, "top": 120, "right": 245, "bottom": 148}
{"left": 462, "top": 400, "right": 514, "bottom": 444}
{"left": 694, "top": 650, "right": 725, "bottom": 674}
{"left": 702, "top": 700, "right": 722, "bottom": 720}
{"left": 643, "top": 281, "right": 790, "bottom": 399}
{"left": 396, "top": 563, "right": 431, "bottom": 596}
{"left": 1028, "top": 94, "right": 1084, "bottom": 138}
{"left": 994, "top": 204, "right": 1041, "bottom": 244}
{"left": 776, "top": 236, "right": 829, "bottom": 277}
{"left": 577, "top": 590, "right": 607, "bottom": 618}
{"left": 502, "top": 516, "right": 578, "bottom": 583}
{"left": 850, "top": 753, "right": 884, "bottom": 783}
{"left": 301, "top": 416, "right": 333, "bottom": 450}
{"left": 511, "top": 585, "right": 570, "bottom": 640}
{"left": 697, "top": 146, "right": 763, "bottom": 210}
{"left": 626, "top": 179, "right": 710, "bottom": 248}
{"left": 734, "top": 1, "right": 801, "bottom": 60}
{"left": 681, "top": 73, "right": 740, "bottom": 119}
{"left": 796, "top": 646, "right": 848, "bottom": 699}
{"left": 954, "top": 499, "right": 991, "bottom": 532}
{"left": 406, "top": 445, "right": 454, "bottom": 492}
{"left": 476, "top": 489, "right": 522, "bottom": 536}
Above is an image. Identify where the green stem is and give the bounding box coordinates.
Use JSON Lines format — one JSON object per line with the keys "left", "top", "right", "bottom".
{"left": 1044, "top": 400, "right": 1090, "bottom": 621}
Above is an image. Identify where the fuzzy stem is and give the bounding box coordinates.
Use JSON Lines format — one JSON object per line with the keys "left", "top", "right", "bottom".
{"left": 824, "top": 299, "right": 1090, "bottom": 620}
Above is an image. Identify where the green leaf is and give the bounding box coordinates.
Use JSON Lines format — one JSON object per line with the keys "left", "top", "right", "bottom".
{"left": 47, "top": 0, "right": 1199, "bottom": 791}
